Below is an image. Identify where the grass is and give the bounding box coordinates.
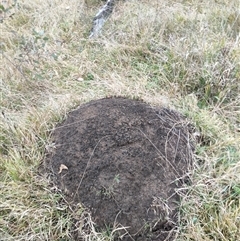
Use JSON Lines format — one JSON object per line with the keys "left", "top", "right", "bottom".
{"left": 0, "top": 0, "right": 240, "bottom": 240}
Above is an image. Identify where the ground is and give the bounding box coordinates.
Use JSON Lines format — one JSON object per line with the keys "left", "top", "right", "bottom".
{"left": 43, "top": 97, "right": 193, "bottom": 240}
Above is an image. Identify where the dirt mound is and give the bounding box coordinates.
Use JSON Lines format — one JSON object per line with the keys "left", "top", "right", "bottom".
{"left": 43, "top": 97, "right": 193, "bottom": 240}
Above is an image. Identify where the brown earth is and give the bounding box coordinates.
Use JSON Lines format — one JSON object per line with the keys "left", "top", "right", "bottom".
{"left": 43, "top": 97, "right": 194, "bottom": 240}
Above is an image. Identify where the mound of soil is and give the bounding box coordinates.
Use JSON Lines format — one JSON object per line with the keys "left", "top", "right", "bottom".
{"left": 44, "top": 97, "right": 193, "bottom": 240}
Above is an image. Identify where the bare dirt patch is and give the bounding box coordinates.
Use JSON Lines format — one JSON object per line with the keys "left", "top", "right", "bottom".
{"left": 43, "top": 97, "right": 194, "bottom": 240}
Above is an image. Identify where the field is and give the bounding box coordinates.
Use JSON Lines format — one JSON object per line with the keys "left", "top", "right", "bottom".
{"left": 0, "top": 0, "right": 240, "bottom": 240}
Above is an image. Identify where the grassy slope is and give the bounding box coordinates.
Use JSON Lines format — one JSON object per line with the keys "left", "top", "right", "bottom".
{"left": 0, "top": 0, "right": 240, "bottom": 240}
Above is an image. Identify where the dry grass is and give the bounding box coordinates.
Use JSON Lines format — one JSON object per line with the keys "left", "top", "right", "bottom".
{"left": 0, "top": 0, "right": 240, "bottom": 240}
